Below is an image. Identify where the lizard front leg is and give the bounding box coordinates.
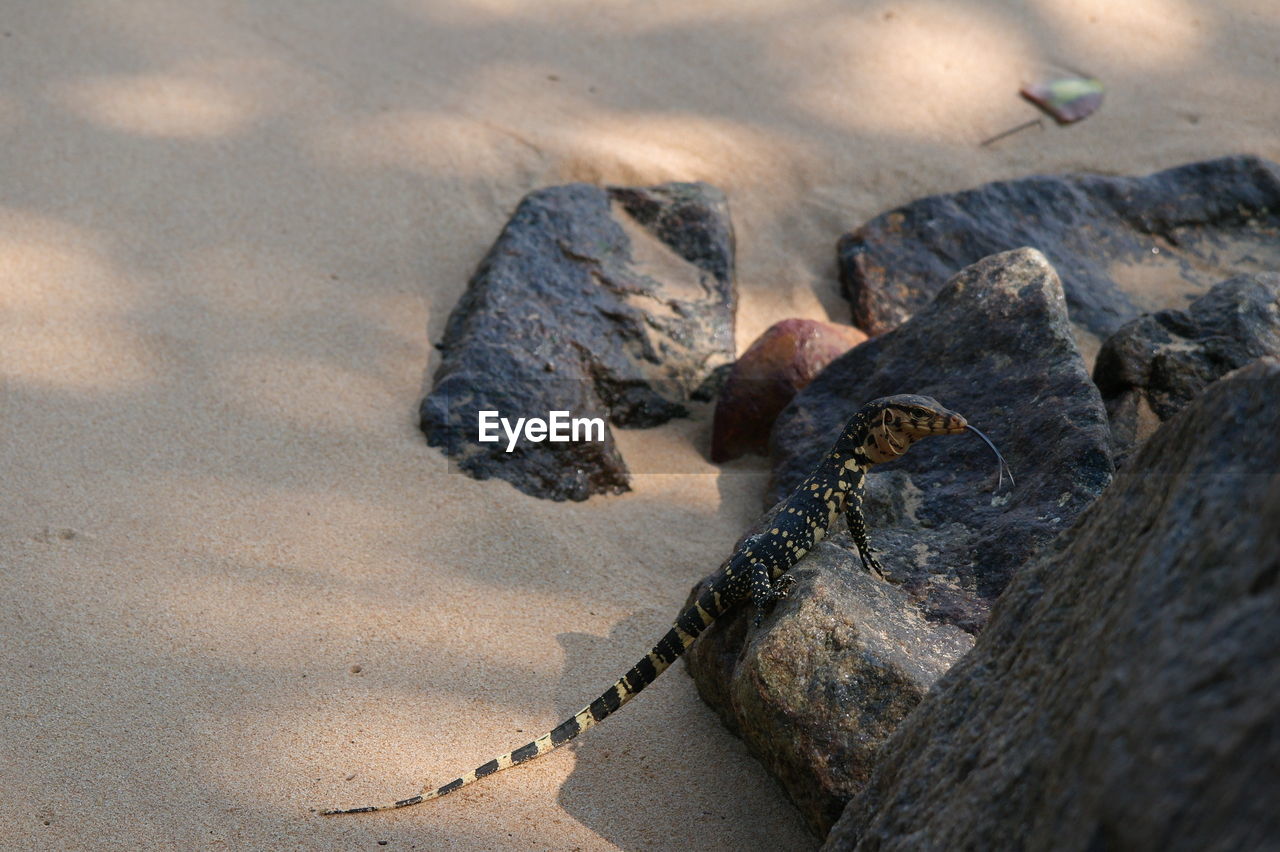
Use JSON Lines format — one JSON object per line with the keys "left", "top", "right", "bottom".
{"left": 844, "top": 495, "right": 888, "bottom": 582}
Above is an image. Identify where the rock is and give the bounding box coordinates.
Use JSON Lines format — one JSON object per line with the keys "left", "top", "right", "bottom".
{"left": 837, "top": 155, "right": 1280, "bottom": 361}
{"left": 1094, "top": 273, "right": 1280, "bottom": 463}
{"left": 686, "top": 249, "right": 1112, "bottom": 834}
{"left": 690, "top": 362, "right": 734, "bottom": 403}
{"left": 420, "top": 182, "right": 736, "bottom": 501}
{"left": 770, "top": 248, "right": 1112, "bottom": 631}
{"left": 828, "top": 359, "right": 1280, "bottom": 852}
{"left": 686, "top": 542, "right": 974, "bottom": 834}
{"left": 711, "top": 319, "right": 867, "bottom": 462}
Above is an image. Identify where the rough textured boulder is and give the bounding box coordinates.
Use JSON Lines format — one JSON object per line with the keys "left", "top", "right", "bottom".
{"left": 685, "top": 249, "right": 1112, "bottom": 834}
{"left": 711, "top": 319, "right": 867, "bottom": 462}
{"left": 686, "top": 543, "right": 974, "bottom": 834}
{"left": 838, "top": 155, "right": 1280, "bottom": 359}
{"left": 770, "top": 248, "right": 1112, "bottom": 631}
{"left": 421, "top": 182, "right": 735, "bottom": 501}
{"left": 1094, "top": 272, "right": 1280, "bottom": 462}
{"left": 828, "top": 359, "right": 1280, "bottom": 851}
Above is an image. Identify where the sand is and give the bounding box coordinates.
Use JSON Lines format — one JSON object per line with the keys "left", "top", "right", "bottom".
{"left": 2, "top": 1, "right": 1276, "bottom": 849}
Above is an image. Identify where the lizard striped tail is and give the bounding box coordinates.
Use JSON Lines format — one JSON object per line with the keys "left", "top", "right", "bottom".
{"left": 320, "top": 587, "right": 726, "bottom": 815}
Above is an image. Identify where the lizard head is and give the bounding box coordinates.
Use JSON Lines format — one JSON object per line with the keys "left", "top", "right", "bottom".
{"left": 853, "top": 394, "right": 967, "bottom": 463}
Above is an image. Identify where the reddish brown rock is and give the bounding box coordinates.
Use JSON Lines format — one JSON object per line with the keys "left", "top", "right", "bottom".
{"left": 710, "top": 319, "right": 866, "bottom": 462}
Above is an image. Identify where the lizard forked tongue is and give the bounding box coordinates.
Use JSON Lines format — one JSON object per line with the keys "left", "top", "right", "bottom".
{"left": 965, "top": 424, "right": 1014, "bottom": 491}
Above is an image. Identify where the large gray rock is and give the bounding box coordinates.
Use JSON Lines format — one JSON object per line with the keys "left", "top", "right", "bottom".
{"left": 421, "top": 182, "right": 735, "bottom": 501}
{"left": 838, "top": 155, "right": 1280, "bottom": 360}
{"left": 770, "top": 248, "right": 1112, "bottom": 632}
{"left": 1093, "top": 273, "right": 1280, "bottom": 463}
{"left": 686, "top": 249, "right": 1112, "bottom": 834}
{"left": 828, "top": 358, "right": 1280, "bottom": 851}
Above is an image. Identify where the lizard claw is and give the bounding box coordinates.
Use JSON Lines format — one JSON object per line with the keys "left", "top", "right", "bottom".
{"left": 858, "top": 548, "right": 888, "bottom": 582}
{"left": 773, "top": 573, "right": 797, "bottom": 599}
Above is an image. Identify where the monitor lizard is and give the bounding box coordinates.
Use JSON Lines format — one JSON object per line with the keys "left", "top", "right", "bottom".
{"left": 321, "top": 393, "right": 1009, "bottom": 814}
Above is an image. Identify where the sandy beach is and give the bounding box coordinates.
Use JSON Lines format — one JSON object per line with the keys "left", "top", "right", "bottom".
{"left": 2, "top": 2, "right": 1277, "bottom": 849}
